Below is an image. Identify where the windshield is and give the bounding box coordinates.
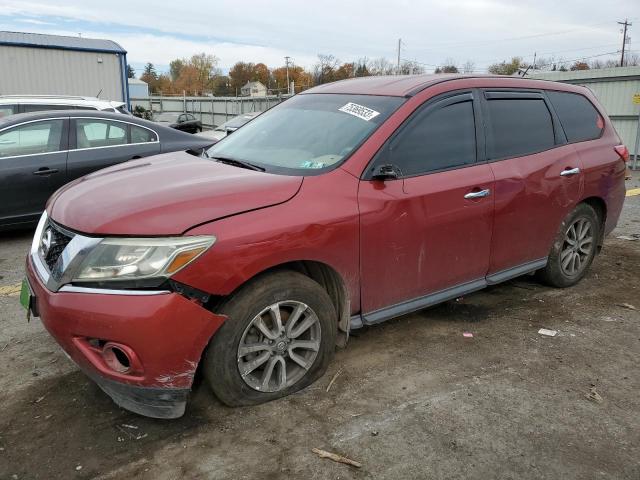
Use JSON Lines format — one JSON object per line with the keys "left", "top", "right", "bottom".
{"left": 155, "top": 113, "right": 179, "bottom": 122}
{"left": 206, "top": 94, "right": 404, "bottom": 175}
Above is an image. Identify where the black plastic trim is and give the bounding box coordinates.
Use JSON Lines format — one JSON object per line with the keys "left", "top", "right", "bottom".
{"left": 82, "top": 366, "right": 189, "bottom": 419}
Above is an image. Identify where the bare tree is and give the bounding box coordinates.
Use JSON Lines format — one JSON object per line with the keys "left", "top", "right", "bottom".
{"left": 462, "top": 60, "right": 475, "bottom": 73}
{"left": 313, "top": 54, "right": 340, "bottom": 84}
{"left": 368, "top": 57, "right": 396, "bottom": 76}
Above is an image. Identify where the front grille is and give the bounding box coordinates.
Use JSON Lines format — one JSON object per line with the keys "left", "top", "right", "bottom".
{"left": 41, "top": 222, "right": 74, "bottom": 271}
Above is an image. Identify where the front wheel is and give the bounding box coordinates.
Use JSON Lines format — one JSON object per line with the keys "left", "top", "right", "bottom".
{"left": 537, "top": 203, "right": 600, "bottom": 288}
{"left": 203, "top": 271, "right": 337, "bottom": 406}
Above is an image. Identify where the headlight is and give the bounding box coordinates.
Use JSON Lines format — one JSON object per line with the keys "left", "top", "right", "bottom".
{"left": 73, "top": 236, "right": 215, "bottom": 282}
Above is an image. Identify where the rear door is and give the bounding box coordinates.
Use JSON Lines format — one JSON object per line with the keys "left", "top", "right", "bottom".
{"left": 483, "top": 90, "right": 583, "bottom": 277}
{"left": 0, "top": 118, "right": 69, "bottom": 224}
{"left": 66, "top": 117, "right": 160, "bottom": 179}
{"left": 359, "top": 91, "right": 495, "bottom": 320}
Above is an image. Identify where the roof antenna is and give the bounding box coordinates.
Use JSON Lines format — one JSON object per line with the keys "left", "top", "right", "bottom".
{"left": 96, "top": 88, "right": 102, "bottom": 98}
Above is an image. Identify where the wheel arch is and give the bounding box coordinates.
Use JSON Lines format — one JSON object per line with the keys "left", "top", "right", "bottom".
{"left": 580, "top": 196, "right": 607, "bottom": 249}
{"left": 209, "top": 259, "right": 351, "bottom": 347}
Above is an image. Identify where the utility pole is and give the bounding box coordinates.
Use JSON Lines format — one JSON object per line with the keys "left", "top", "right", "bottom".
{"left": 618, "top": 19, "right": 632, "bottom": 67}
{"left": 397, "top": 38, "right": 402, "bottom": 75}
{"left": 284, "top": 56, "right": 291, "bottom": 94}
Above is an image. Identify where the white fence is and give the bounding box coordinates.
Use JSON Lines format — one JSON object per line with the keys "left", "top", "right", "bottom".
{"left": 130, "top": 95, "right": 291, "bottom": 129}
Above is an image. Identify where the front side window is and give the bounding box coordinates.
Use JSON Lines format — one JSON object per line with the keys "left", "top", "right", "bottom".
{"left": 547, "top": 91, "right": 603, "bottom": 143}
{"left": 76, "top": 119, "right": 127, "bottom": 148}
{"left": 486, "top": 98, "right": 555, "bottom": 160}
{"left": 206, "top": 93, "right": 405, "bottom": 174}
{"left": 389, "top": 99, "right": 476, "bottom": 176}
{"left": 0, "top": 120, "right": 64, "bottom": 158}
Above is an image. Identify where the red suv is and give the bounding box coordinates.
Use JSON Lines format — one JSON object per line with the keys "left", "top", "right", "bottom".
{"left": 23, "top": 75, "right": 628, "bottom": 418}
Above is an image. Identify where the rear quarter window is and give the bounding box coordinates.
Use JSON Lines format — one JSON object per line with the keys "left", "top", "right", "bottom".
{"left": 547, "top": 91, "right": 603, "bottom": 143}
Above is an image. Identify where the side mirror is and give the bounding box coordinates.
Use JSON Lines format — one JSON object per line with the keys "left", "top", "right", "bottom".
{"left": 371, "top": 164, "right": 401, "bottom": 181}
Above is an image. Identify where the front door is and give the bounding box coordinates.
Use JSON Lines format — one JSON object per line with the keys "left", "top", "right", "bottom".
{"left": 359, "top": 92, "right": 494, "bottom": 322}
{"left": 0, "top": 118, "right": 69, "bottom": 225}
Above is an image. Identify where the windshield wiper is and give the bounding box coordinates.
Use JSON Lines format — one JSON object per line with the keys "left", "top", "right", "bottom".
{"left": 209, "top": 155, "right": 265, "bottom": 172}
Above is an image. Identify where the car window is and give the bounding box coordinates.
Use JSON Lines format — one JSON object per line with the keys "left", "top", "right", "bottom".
{"left": 0, "top": 105, "right": 17, "bottom": 118}
{"left": 0, "top": 120, "right": 64, "bottom": 158}
{"left": 485, "top": 98, "right": 555, "bottom": 160}
{"left": 547, "top": 91, "right": 603, "bottom": 143}
{"left": 187, "top": 114, "right": 195, "bottom": 121}
{"left": 22, "top": 104, "right": 75, "bottom": 112}
{"left": 76, "top": 119, "right": 127, "bottom": 149}
{"left": 178, "top": 114, "right": 186, "bottom": 122}
{"left": 207, "top": 93, "right": 404, "bottom": 175}
{"left": 131, "top": 125, "right": 157, "bottom": 143}
{"left": 389, "top": 99, "right": 476, "bottom": 176}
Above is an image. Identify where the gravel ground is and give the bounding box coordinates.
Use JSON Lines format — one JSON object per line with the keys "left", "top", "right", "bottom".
{"left": 0, "top": 173, "right": 639, "bottom": 480}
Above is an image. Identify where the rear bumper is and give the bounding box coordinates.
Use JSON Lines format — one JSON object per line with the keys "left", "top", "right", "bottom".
{"left": 26, "top": 256, "right": 225, "bottom": 419}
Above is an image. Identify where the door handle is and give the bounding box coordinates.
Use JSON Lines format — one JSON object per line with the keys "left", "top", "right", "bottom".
{"left": 33, "top": 168, "right": 59, "bottom": 176}
{"left": 560, "top": 167, "right": 580, "bottom": 177}
{"left": 464, "top": 189, "right": 491, "bottom": 199}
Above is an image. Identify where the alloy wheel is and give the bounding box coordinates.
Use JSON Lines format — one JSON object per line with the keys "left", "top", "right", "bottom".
{"left": 237, "top": 301, "right": 321, "bottom": 392}
{"left": 560, "top": 217, "right": 594, "bottom": 277}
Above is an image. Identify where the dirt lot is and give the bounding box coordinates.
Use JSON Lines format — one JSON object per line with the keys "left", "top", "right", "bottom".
{"left": 1, "top": 177, "right": 639, "bottom": 480}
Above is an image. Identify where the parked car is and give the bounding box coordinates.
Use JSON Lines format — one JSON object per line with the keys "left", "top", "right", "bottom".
{"left": 197, "top": 111, "right": 261, "bottom": 141}
{"left": 0, "top": 110, "right": 214, "bottom": 229}
{"left": 154, "top": 112, "right": 202, "bottom": 134}
{"left": 23, "top": 75, "right": 627, "bottom": 418}
{"left": 0, "top": 95, "right": 129, "bottom": 118}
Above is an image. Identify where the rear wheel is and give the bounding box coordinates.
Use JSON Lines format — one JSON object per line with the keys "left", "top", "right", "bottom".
{"left": 203, "top": 271, "right": 336, "bottom": 406}
{"left": 537, "top": 203, "right": 600, "bottom": 288}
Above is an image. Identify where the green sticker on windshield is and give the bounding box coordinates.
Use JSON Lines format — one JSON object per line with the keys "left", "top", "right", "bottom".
{"left": 301, "top": 161, "right": 326, "bottom": 169}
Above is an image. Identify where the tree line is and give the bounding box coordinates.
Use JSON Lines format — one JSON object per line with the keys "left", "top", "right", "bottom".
{"left": 127, "top": 51, "right": 640, "bottom": 97}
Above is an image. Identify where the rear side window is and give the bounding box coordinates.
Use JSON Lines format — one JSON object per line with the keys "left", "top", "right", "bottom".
{"left": 0, "top": 105, "right": 17, "bottom": 117}
{"left": 131, "top": 125, "right": 157, "bottom": 143}
{"left": 390, "top": 99, "right": 476, "bottom": 176}
{"left": 485, "top": 98, "right": 555, "bottom": 159}
{"left": 76, "top": 119, "right": 127, "bottom": 148}
{"left": 0, "top": 120, "right": 64, "bottom": 157}
{"left": 547, "top": 91, "right": 603, "bottom": 142}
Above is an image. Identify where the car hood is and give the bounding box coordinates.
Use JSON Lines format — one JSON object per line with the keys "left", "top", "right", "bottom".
{"left": 48, "top": 152, "right": 303, "bottom": 235}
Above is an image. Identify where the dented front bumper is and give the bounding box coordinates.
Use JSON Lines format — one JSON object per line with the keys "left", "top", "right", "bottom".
{"left": 26, "top": 255, "right": 225, "bottom": 419}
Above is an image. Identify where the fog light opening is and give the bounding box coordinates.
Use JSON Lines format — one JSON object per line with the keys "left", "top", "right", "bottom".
{"left": 102, "top": 343, "right": 132, "bottom": 373}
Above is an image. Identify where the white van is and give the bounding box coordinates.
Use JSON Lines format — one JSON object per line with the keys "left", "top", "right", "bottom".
{"left": 0, "top": 95, "right": 129, "bottom": 118}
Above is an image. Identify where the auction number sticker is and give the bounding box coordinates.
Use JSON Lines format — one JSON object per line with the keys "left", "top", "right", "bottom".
{"left": 338, "top": 103, "right": 380, "bottom": 121}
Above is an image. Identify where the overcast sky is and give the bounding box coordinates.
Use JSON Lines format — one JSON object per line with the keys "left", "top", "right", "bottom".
{"left": 0, "top": 0, "right": 637, "bottom": 74}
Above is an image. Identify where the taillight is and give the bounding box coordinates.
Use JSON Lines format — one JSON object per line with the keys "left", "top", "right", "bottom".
{"left": 614, "top": 145, "right": 629, "bottom": 162}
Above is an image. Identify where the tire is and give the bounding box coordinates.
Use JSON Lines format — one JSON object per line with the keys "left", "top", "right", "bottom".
{"left": 203, "top": 270, "right": 337, "bottom": 406}
{"left": 537, "top": 203, "right": 601, "bottom": 288}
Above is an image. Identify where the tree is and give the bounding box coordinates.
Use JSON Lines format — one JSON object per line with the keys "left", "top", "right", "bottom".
{"left": 570, "top": 61, "right": 590, "bottom": 71}
{"left": 229, "top": 62, "right": 256, "bottom": 94}
{"left": 252, "top": 63, "right": 270, "bottom": 86}
{"left": 439, "top": 58, "right": 459, "bottom": 73}
{"left": 335, "top": 62, "right": 355, "bottom": 80}
{"left": 272, "top": 65, "right": 313, "bottom": 92}
{"left": 169, "top": 59, "right": 185, "bottom": 82}
{"left": 398, "top": 60, "right": 425, "bottom": 74}
{"left": 488, "top": 57, "right": 523, "bottom": 75}
{"left": 313, "top": 54, "right": 340, "bottom": 84}
{"left": 126, "top": 64, "right": 135, "bottom": 78}
{"left": 354, "top": 58, "right": 370, "bottom": 77}
{"left": 368, "top": 57, "right": 395, "bottom": 76}
{"left": 140, "top": 63, "right": 160, "bottom": 92}
{"left": 462, "top": 61, "right": 475, "bottom": 73}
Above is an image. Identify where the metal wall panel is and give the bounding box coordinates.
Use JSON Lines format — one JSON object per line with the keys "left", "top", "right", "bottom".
{"left": 0, "top": 45, "right": 124, "bottom": 101}
{"left": 130, "top": 95, "right": 288, "bottom": 128}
